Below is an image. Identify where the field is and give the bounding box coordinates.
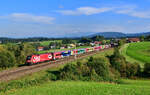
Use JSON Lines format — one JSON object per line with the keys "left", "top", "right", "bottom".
{"left": 120, "top": 43, "right": 145, "bottom": 67}
{"left": 39, "top": 40, "right": 78, "bottom": 46}
{"left": 120, "top": 42, "right": 150, "bottom": 66}
{"left": 40, "top": 40, "right": 62, "bottom": 46}
{"left": 3, "top": 79, "right": 150, "bottom": 95}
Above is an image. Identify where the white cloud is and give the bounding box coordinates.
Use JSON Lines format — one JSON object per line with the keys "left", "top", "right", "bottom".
{"left": 58, "top": 5, "right": 150, "bottom": 19}
{"left": 58, "top": 7, "right": 114, "bottom": 15}
{"left": 116, "top": 6, "right": 150, "bottom": 18}
{"left": 0, "top": 13, "right": 55, "bottom": 24}
{"left": 11, "top": 13, "right": 55, "bottom": 24}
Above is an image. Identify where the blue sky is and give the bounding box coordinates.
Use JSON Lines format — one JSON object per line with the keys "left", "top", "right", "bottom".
{"left": 1, "top": 0, "right": 150, "bottom": 38}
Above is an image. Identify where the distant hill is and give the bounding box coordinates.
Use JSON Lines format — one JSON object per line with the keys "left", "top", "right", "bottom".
{"left": 126, "top": 32, "right": 150, "bottom": 37}
{"left": 1, "top": 32, "right": 150, "bottom": 40}
{"left": 88, "top": 32, "right": 150, "bottom": 38}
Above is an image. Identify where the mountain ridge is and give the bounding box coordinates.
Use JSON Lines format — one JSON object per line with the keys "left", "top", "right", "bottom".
{"left": 87, "top": 32, "right": 150, "bottom": 38}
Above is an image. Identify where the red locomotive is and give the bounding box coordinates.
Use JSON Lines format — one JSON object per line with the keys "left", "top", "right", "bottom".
{"left": 26, "top": 53, "right": 53, "bottom": 65}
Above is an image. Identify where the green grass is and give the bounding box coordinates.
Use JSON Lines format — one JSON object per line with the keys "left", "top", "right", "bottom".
{"left": 3, "top": 79, "right": 150, "bottom": 95}
{"left": 120, "top": 44, "right": 145, "bottom": 67}
{"left": 40, "top": 40, "right": 62, "bottom": 46}
{"left": 120, "top": 42, "right": 150, "bottom": 68}
{"left": 39, "top": 40, "right": 78, "bottom": 46}
{"left": 126, "top": 42, "right": 150, "bottom": 64}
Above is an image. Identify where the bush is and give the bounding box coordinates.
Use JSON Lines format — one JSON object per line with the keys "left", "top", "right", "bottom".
{"left": 0, "top": 43, "right": 36, "bottom": 70}
{"left": 57, "top": 56, "right": 119, "bottom": 82}
{"left": 109, "top": 47, "right": 142, "bottom": 78}
{"left": 109, "top": 48, "right": 127, "bottom": 77}
{"left": 88, "top": 57, "right": 110, "bottom": 78}
{"left": 126, "top": 62, "right": 140, "bottom": 78}
{"left": 0, "top": 50, "right": 16, "bottom": 69}
{"left": 59, "top": 64, "right": 79, "bottom": 80}
{"left": 16, "top": 43, "right": 36, "bottom": 64}
{"left": 143, "top": 63, "right": 150, "bottom": 77}
{"left": 109, "top": 68, "right": 120, "bottom": 79}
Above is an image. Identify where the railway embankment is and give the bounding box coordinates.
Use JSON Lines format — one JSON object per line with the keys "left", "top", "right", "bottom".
{"left": 0, "top": 48, "right": 112, "bottom": 82}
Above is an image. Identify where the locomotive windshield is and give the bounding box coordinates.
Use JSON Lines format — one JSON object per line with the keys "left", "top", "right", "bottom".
{"left": 26, "top": 56, "right": 31, "bottom": 60}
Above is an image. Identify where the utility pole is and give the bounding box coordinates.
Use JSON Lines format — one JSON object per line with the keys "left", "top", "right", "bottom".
{"left": 75, "top": 42, "right": 77, "bottom": 59}
{"left": 74, "top": 28, "right": 80, "bottom": 59}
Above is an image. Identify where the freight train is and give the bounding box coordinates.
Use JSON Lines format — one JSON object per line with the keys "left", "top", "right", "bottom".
{"left": 25, "top": 45, "right": 111, "bottom": 65}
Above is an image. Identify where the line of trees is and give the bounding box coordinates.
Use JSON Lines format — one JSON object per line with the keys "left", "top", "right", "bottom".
{"left": 140, "top": 35, "right": 150, "bottom": 41}
{"left": 79, "top": 36, "right": 105, "bottom": 43}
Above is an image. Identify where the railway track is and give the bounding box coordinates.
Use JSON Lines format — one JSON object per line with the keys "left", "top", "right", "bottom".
{"left": 0, "top": 48, "right": 111, "bottom": 82}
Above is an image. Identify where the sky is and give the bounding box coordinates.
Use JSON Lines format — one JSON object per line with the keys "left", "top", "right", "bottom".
{"left": 1, "top": 0, "right": 150, "bottom": 38}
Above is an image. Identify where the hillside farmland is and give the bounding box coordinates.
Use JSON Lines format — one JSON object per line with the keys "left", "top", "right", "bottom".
{"left": 121, "top": 42, "right": 150, "bottom": 65}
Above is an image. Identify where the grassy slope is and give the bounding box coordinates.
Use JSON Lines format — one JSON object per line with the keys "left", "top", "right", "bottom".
{"left": 120, "top": 43, "right": 145, "bottom": 67}
{"left": 126, "top": 42, "right": 150, "bottom": 64}
{"left": 4, "top": 79, "right": 150, "bottom": 95}
{"left": 120, "top": 42, "right": 150, "bottom": 67}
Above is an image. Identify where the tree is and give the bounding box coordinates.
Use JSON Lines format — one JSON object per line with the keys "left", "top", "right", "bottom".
{"left": 118, "top": 39, "right": 126, "bottom": 47}
{"left": 102, "top": 40, "right": 106, "bottom": 45}
{"left": 0, "top": 43, "right": 36, "bottom": 68}
{"left": 126, "top": 62, "right": 140, "bottom": 78}
{"left": 0, "top": 50, "right": 16, "bottom": 69}
{"left": 91, "top": 35, "right": 104, "bottom": 41}
{"left": 62, "top": 39, "right": 73, "bottom": 44}
{"left": 79, "top": 37, "right": 92, "bottom": 43}
{"left": 49, "top": 42, "right": 62, "bottom": 49}
{"left": 143, "top": 63, "right": 150, "bottom": 77}
{"left": 91, "top": 58, "right": 110, "bottom": 78}
{"left": 106, "top": 40, "right": 111, "bottom": 44}
{"left": 14, "top": 43, "right": 36, "bottom": 64}
{"left": 140, "top": 35, "right": 145, "bottom": 42}
{"left": 109, "top": 48, "right": 127, "bottom": 77}
{"left": 145, "top": 35, "right": 150, "bottom": 41}
{"left": 31, "top": 43, "right": 41, "bottom": 48}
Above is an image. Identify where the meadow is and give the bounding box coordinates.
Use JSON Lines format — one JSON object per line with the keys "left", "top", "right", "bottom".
{"left": 125, "top": 42, "right": 150, "bottom": 64}
{"left": 120, "top": 43, "right": 145, "bottom": 67}
{"left": 39, "top": 40, "right": 77, "bottom": 46}
{"left": 3, "top": 79, "right": 150, "bottom": 95}
{"left": 40, "top": 40, "right": 62, "bottom": 46}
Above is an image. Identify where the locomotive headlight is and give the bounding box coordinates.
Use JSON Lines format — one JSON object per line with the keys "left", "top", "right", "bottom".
{"left": 48, "top": 55, "right": 52, "bottom": 59}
